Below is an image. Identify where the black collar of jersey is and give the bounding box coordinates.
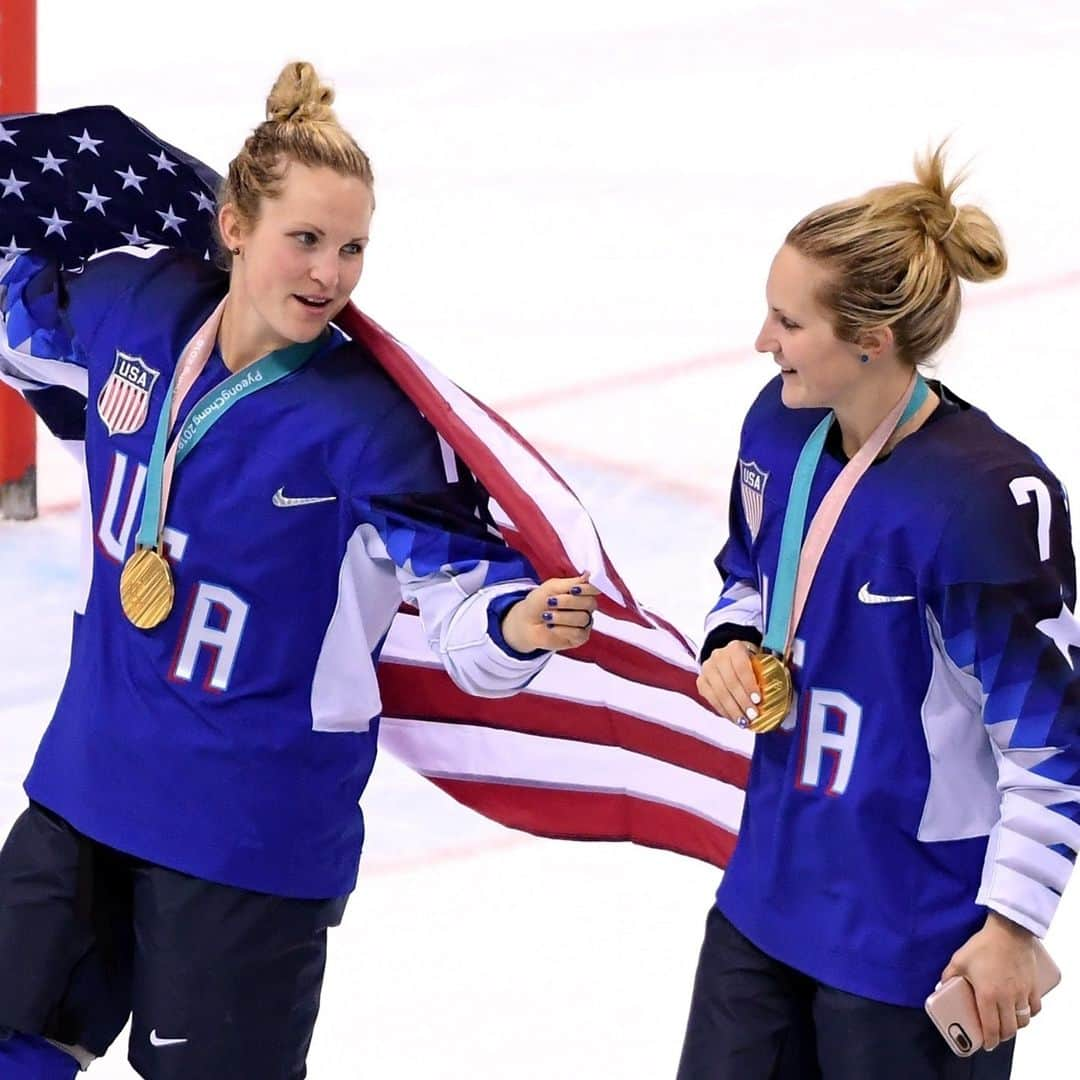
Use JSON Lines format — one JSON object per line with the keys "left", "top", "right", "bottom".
{"left": 824, "top": 378, "right": 964, "bottom": 465}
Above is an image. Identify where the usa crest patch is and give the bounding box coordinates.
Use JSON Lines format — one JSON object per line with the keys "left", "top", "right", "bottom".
{"left": 739, "top": 459, "right": 768, "bottom": 541}
{"left": 97, "top": 351, "right": 160, "bottom": 436}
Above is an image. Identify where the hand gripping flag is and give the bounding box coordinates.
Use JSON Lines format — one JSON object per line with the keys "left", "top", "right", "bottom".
{"left": 0, "top": 106, "right": 751, "bottom": 867}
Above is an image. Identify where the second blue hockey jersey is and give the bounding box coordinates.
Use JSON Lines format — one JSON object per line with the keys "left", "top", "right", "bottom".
{"left": 705, "top": 377, "right": 1080, "bottom": 1006}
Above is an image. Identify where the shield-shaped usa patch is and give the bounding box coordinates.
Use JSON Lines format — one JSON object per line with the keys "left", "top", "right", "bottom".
{"left": 97, "top": 351, "right": 161, "bottom": 437}
{"left": 739, "top": 459, "right": 769, "bottom": 541}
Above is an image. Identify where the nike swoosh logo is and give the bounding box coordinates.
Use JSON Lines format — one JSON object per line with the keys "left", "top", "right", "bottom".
{"left": 149, "top": 1030, "right": 188, "bottom": 1048}
{"left": 858, "top": 582, "right": 915, "bottom": 605}
{"left": 272, "top": 487, "right": 337, "bottom": 508}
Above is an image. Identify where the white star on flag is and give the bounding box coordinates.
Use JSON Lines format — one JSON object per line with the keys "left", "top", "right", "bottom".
{"left": 191, "top": 190, "right": 216, "bottom": 213}
{"left": 1, "top": 236, "right": 31, "bottom": 258}
{"left": 121, "top": 225, "right": 151, "bottom": 246}
{"left": 1, "top": 170, "right": 30, "bottom": 200}
{"left": 1037, "top": 599, "right": 1080, "bottom": 670}
{"left": 33, "top": 150, "right": 68, "bottom": 175}
{"left": 115, "top": 165, "right": 147, "bottom": 193}
{"left": 69, "top": 128, "right": 104, "bottom": 155}
{"left": 39, "top": 208, "right": 73, "bottom": 239}
{"left": 156, "top": 205, "right": 187, "bottom": 235}
{"left": 0, "top": 122, "right": 18, "bottom": 146}
{"left": 149, "top": 150, "right": 178, "bottom": 174}
{"left": 78, "top": 185, "right": 112, "bottom": 214}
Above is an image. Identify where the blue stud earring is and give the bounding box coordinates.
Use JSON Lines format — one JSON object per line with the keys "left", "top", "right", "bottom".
{"left": 859, "top": 353, "right": 870, "bottom": 364}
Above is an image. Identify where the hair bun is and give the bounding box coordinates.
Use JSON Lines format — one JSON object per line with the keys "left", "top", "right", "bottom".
{"left": 913, "top": 145, "right": 1007, "bottom": 284}
{"left": 266, "top": 61, "right": 336, "bottom": 125}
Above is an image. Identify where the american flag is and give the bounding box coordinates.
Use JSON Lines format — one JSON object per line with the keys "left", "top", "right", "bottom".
{"left": 0, "top": 105, "right": 750, "bottom": 868}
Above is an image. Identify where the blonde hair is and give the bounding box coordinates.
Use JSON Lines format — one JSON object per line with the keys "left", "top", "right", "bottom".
{"left": 785, "top": 144, "right": 1007, "bottom": 365}
{"left": 216, "top": 61, "right": 373, "bottom": 260}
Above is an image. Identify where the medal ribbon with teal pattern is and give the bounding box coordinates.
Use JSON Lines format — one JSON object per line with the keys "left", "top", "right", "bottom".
{"left": 761, "top": 373, "right": 930, "bottom": 658}
{"left": 135, "top": 299, "right": 323, "bottom": 550}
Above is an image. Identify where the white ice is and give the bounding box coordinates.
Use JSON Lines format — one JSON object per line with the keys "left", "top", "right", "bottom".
{"left": 2, "top": 1, "right": 1079, "bottom": 1075}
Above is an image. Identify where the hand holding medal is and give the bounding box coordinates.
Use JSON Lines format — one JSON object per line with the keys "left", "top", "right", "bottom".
{"left": 699, "top": 373, "right": 929, "bottom": 732}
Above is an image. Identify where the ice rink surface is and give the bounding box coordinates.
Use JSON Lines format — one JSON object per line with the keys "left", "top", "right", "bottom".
{"left": 2, "top": 0, "right": 1079, "bottom": 1075}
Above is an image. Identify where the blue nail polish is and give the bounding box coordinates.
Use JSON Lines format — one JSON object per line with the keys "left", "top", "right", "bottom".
{"left": 570, "top": 586, "right": 582, "bottom": 595}
{"left": 547, "top": 596, "right": 559, "bottom": 607}
{"left": 542, "top": 611, "right": 553, "bottom": 622}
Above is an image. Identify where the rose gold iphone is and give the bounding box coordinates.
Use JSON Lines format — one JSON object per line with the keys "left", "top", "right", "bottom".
{"left": 924, "top": 940, "right": 1061, "bottom": 1057}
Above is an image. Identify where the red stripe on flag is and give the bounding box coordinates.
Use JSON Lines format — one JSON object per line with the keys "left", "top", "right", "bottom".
{"left": 427, "top": 777, "right": 737, "bottom": 868}
{"left": 563, "top": 630, "right": 703, "bottom": 701}
{"left": 467, "top": 394, "right": 648, "bottom": 622}
{"left": 378, "top": 663, "right": 750, "bottom": 789}
{"left": 342, "top": 306, "right": 657, "bottom": 630}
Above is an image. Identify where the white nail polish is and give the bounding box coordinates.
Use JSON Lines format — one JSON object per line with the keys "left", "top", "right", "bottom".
{"left": 750, "top": 693, "right": 762, "bottom": 705}
{"left": 746, "top": 707, "right": 758, "bottom": 721}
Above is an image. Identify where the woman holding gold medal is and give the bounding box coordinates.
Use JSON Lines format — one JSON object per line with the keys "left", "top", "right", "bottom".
{"left": 678, "top": 148, "right": 1079, "bottom": 1079}
{"left": 0, "top": 62, "right": 599, "bottom": 1079}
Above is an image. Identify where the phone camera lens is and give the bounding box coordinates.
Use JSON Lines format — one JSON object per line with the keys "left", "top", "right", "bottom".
{"left": 947, "top": 1023, "right": 972, "bottom": 1053}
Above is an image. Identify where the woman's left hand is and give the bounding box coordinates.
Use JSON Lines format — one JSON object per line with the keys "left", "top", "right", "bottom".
{"left": 499, "top": 573, "right": 600, "bottom": 654}
{"left": 939, "top": 912, "right": 1040, "bottom": 1051}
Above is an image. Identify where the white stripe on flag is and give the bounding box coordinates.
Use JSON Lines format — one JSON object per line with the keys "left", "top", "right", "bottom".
{"left": 379, "top": 717, "right": 745, "bottom": 833}
{"left": 398, "top": 340, "right": 630, "bottom": 608}
{"left": 382, "top": 615, "right": 753, "bottom": 756}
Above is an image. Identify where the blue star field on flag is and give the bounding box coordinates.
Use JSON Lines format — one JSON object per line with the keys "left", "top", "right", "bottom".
{"left": 0, "top": 107, "right": 220, "bottom": 265}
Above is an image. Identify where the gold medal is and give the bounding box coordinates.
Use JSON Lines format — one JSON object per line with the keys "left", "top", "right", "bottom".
{"left": 120, "top": 547, "right": 175, "bottom": 629}
{"left": 748, "top": 650, "right": 793, "bottom": 733}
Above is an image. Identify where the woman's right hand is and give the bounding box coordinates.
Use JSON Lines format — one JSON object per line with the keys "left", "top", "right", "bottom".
{"left": 697, "top": 640, "right": 763, "bottom": 728}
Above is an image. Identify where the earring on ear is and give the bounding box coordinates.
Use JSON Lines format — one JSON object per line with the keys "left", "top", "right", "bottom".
{"left": 859, "top": 353, "right": 870, "bottom": 364}
{"left": 231, "top": 246, "right": 241, "bottom": 257}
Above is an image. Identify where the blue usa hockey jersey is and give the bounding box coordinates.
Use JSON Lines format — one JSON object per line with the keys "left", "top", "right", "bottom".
{"left": 705, "top": 377, "right": 1080, "bottom": 1006}
{"left": 0, "top": 246, "right": 551, "bottom": 899}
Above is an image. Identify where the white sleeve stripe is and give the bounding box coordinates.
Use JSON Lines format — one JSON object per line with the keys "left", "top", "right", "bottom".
{"left": 704, "top": 581, "right": 763, "bottom": 637}
{"left": 995, "top": 753, "right": 1080, "bottom": 799}
{"left": 999, "top": 792, "right": 1080, "bottom": 853}
{"left": 1001, "top": 745, "right": 1065, "bottom": 771}
{"left": 0, "top": 324, "right": 89, "bottom": 397}
{"left": 977, "top": 862, "right": 1058, "bottom": 937}
{"left": 993, "top": 825, "right": 1074, "bottom": 895}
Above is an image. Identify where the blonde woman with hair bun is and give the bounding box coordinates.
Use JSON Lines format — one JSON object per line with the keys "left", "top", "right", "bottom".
{"left": 0, "top": 61, "right": 599, "bottom": 1079}
{"left": 679, "top": 147, "right": 1078, "bottom": 1079}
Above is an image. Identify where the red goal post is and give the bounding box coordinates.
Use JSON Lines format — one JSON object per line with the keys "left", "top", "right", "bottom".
{"left": 0, "top": 0, "right": 37, "bottom": 519}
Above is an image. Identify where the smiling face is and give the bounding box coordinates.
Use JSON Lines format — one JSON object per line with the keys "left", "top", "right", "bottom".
{"left": 218, "top": 160, "right": 373, "bottom": 359}
{"left": 754, "top": 243, "right": 865, "bottom": 412}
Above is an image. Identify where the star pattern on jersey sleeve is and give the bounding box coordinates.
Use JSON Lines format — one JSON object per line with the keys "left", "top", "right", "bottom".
{"left": 1037, "top": 598, "right": 1080, "bottom": 670}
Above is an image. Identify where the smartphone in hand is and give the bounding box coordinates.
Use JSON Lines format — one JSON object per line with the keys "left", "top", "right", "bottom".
{"left": 924, "top": 940, "right": 1061, "bottom": 1057}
